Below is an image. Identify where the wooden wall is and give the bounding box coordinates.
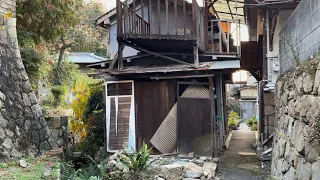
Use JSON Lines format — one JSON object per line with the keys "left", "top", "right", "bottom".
{"left": 135, "top": 80, "right": 175, "bottom": 153}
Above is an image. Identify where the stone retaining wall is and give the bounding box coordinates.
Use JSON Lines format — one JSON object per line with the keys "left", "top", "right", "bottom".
{"left": 272, "top": 62, "right": 320, "bottom": 179}
{"left": 46, "top": 116, "right": 68, "bottom": 149}
{"left": 0, "top": 1, "right": 52, "bottom": 162}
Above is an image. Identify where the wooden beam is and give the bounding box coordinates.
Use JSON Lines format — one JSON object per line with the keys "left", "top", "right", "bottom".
{"left": 109, "top": 45, "right": 125, "bottom": 69}
{"left": 133, "top": 0, "right": 136, "bottom": 35}
{"left": 192, "top": 0, "right": 196, "bottom": 36}
{"left": 124, "top": 0, "right": 128, "bottom": 37}
{"left": 209, "top": 77, "right": 218, "bottom": 158}
{"left": 148, "top": 0, "right": 153, "bottom": 37}
{"left": 212, "top": 7, "right": 220, "bottom": 19}
{"left": 175, "top": 0, "right": 178, "bottom": 38}
{"left": 226, "top": 0, "right": 234, "bottom": 20}
{"left": 166, "top": 0, "right": 169, "bottom": 38}
{"left": 141, "top": 0, "right": 145, "bottom": 34}
{"left": 183, "top": 0, "right": 186, "bottom": 40}
{"left": 118, "top": 43, "right": 123, "bottom": 70}
{"left": 122, "top": 41, "right": 194, "bottom": 66}
{"left": 215, "top": 11, "right": 244, "bottom": 16}
{"left": 194, "top": 44, "right": 199, "bottom": 67}
{"left": 157, "top": 0, "right": 161, "bottom": 39}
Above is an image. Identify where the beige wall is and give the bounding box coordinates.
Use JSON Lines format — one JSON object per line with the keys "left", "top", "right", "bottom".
{"left": 240, "top": 88, "right": 258, "bottom": 99}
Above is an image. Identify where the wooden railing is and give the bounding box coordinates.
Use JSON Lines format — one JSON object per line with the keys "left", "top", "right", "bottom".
{"left": 193, "top": 0, "right": 206, "bottom": 51}
{"left": 116, "top": 0, "right": 203, "bottom": 41}
{"left": 208, "top": 19, "right": 241, "bottom": 55}
{"left": 117, "top": 0, "right": 150, "bottom": 37}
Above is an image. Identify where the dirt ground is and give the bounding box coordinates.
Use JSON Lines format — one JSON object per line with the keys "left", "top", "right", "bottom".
{"left": 215, "top": 123, "right": 271, "bottom": 180}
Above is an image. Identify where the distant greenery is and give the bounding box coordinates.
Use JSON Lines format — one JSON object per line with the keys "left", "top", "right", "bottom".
{"left": 227, "top": 101, "right": 241, "bottom": 115}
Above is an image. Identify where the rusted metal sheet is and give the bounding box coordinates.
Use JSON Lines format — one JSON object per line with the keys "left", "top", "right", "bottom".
{"left": 135, "top": 80, "right": 175, "bottom": 153}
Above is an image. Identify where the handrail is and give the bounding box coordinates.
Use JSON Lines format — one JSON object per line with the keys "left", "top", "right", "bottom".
{"left": 208, "top": 19, "right": 241, "bottom": 55}
{"left": 119, "top": 0, "right": 150, "bottom": 36}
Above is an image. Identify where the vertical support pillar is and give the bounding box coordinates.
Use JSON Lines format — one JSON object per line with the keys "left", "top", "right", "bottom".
{"left": 209, "top": 77, "right": 218, "bottom": 157}
{"left": 222, "top": 77, "right": 228, "bottom": 147}
{"left": 118, "top": 43, "right": 123, "bottom": 70}
{"left": 103, "top": 83, "right": 107, "bottom": 157}
{"left": 194, "top": 44, "right": 199, "bottom": 67}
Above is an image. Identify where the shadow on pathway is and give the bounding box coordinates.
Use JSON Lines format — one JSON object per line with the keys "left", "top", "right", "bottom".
{"left": 215, "top": 122, "right": 269, "bottom": 180}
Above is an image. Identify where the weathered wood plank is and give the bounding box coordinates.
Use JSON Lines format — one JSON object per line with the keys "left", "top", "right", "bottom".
{"left": 141, "top": 0, "right": 145, "bottom": 35}
{"left": 148, "top": 0, "right": 153, "bottom": 37}
{"left": 157, "top": 0, "right": 161, "bottom": 39}
{"left": 166, "top": 0, "right": 169, "bottom": 38}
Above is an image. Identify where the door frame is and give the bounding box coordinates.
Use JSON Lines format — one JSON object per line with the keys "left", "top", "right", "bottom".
{"left": 105, "top": 80, "right": 136, "bottom": 152}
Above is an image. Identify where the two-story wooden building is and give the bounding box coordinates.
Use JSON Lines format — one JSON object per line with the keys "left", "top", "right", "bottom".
{"left": 91, "top": 0, "right": 263, "bottom": 157}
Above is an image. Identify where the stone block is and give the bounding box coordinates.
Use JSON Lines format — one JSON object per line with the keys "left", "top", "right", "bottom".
{"left": 22, "top": 93, "right": 31, "bottom": 106}
{"left": 283, "top": 167, "right": 295, "bottom": 180}
{"left": 296, "top": 158, "right": 311, "bottom": 180}
{"left": 46, "top": 117, "right": 61, "bottom": 129}
{"left": 31, "top": 104, "right": 42, "bottom": 119}
{"left": 303, "top": 74, "right": 314, "bottom": 93}
{"left": 161, "top": 164, "right": 184, "bottom": 180}
{"left": 292, "top": 122, "right": 306, "bottom": 154}
{"left": 264, "top": 92, "right": 275, "bottom": 106}
{"left": 0, "top": 91, "right": 5, "bottom": 101}
{"left": 312, "top": 161, "right": 320, "bottom": 180}
{"left": 28, "top": 92, "right": 37, "bottom": 105}
{"left": 202, "top": 162, "right": 217, "bottom": 178}
{"left": 312, "top": 70, "right": 320, "bottom": 95}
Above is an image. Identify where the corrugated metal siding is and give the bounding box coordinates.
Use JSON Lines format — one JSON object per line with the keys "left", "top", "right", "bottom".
{"left": 135, "top": 80, "right": 175, "bottom": 153}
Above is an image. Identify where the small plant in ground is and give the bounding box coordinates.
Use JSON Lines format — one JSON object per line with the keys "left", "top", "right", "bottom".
{"left": 119, "top": 142, "right": 152, "bottom": 179}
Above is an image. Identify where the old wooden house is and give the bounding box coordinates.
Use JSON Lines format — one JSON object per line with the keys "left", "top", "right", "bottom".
{"left": 92, "top": 0, "right": 263, "bottom": 157}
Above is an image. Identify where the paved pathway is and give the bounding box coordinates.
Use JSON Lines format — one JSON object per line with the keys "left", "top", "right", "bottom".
{"left": 215, "top": 122, "right": 269, "bottom": 180}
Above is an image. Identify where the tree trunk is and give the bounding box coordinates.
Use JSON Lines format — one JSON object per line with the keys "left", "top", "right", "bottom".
{"left": 55, "top": 48, "right": 66, "bottom": 85}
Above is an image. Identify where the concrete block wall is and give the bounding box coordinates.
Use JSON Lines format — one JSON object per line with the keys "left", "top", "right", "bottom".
{"left": 280, "top": 0, "right": 320, "bottom": 73}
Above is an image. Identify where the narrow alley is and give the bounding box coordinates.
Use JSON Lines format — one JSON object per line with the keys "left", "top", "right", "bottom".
{"left": 216, "top": 123, "right": 270, "bottom": 180}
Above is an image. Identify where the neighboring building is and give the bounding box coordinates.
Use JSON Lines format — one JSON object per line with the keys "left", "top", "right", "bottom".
{"left": 240, "top": 86, "right": 258, "bottom": 120}
{"left": 92, "top": 0, "right": 252, "bottom": 157}
{"left": 66, "top": 52, "right": 108, "bottom": 73}
{"left": 243, "top": 0, "right": 300, "bottom": 144}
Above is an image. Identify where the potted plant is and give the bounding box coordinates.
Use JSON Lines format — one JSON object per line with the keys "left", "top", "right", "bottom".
{"left": 228, "top": 111, "right": 240, "bottom": 130}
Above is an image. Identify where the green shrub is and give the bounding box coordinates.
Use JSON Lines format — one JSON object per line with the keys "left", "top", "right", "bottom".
{"left": 51, "top": 85, "right": 66, "bottom": 107}
{"left": 120, "top": 142, "right": 152, "bottom": 178}
{"left": 246, "top": 115, "right": 257, "bottom": 127}
{"left": 251, "top": 124, "right": 258, "bottom": 131}
{"left": 228, "top": 111, "right": 240, "bottom": 127}
{"left": 227, "top": 102, "right": 241, "bottom": 115}
{"left": 83, "top": 110, "right": 104, "bottom": 157}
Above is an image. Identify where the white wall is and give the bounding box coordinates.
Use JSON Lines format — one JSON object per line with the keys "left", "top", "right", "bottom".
{"left": 267, "top": 9, "right": 293, "bottom": 84}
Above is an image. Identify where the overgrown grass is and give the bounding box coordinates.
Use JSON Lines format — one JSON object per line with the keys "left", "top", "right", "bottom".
{"left": 0, "top": 157, "right": 60, "bottom": 180}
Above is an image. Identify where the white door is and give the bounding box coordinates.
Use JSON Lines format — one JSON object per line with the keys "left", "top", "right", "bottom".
{"left": 105, "top": 81, "right": 136, "bottom": 152}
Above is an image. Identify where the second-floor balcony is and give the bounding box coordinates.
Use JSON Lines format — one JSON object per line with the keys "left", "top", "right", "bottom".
{"left": 116, "top": 0, "right": 241, "bottom": 55}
